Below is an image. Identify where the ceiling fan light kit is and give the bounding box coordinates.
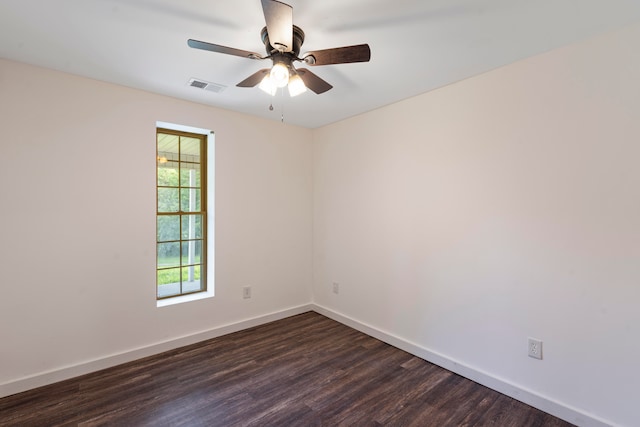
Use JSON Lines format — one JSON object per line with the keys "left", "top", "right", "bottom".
{"left": 188, "top": 0, "right": 371, "bottom": 98}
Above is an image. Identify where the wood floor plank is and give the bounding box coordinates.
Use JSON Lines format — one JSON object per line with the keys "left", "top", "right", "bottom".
{"left": 0, "top": 312, "right": 575, "bottom": 426}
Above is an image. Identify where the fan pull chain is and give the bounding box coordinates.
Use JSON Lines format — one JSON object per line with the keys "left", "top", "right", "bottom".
{"left": 266, "top": 89, "right": 285, "bottom": 123}
{"left": 281, "top": 87, "right": 285, "bottom": 123}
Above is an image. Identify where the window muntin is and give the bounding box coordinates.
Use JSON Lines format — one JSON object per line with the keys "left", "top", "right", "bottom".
{"left": 156, "top": 129, "right": 207, "bottom": 299}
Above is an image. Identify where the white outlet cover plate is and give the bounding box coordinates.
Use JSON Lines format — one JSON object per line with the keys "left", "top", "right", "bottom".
{"left": 528, "top": 337, "right": 543, "bottom": 360}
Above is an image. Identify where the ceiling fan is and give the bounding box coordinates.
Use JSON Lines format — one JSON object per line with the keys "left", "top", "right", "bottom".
{"left": 187, "top": 0, "right": 371, "bottom": 97}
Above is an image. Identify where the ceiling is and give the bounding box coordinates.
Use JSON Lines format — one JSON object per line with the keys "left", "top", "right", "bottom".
{"left": 1, "top": 0, "right": 640, "bottom": 128}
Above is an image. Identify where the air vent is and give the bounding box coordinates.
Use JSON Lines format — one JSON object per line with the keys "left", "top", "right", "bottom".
{"left": 188, "top": 78, "right": 227, "bottom": 93}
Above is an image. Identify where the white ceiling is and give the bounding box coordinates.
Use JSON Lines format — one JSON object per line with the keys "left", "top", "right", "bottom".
{"left": 1, "top": 0, "right": 640, "bottom": 128}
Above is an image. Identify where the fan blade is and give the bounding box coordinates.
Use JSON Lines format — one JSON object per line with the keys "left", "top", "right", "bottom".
{"left": 297, "top": 68, "right": 333, "bottom": 94}
{"left": 261, "top": 0, "right": 293, "bottom": 53}
{"left": 188, "top": 39, "right": 264, "bottom": 59}
{"left": 236, "top": 69, "right": 270, "bottom": 87}
{"left": 303, "top": 44, "right": 371, "bottom": 66}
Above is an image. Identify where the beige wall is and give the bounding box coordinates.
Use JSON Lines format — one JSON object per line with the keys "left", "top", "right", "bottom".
{"left": 0, "top": 59, "right": 313, "bottom": 391}
{"left": 313, "top": 23, "right": 640, "bottom": 427}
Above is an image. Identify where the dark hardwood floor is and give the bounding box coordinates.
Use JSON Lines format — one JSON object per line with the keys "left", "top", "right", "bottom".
{"left": 1, "top": 312, "right": 574, "bottom": 426}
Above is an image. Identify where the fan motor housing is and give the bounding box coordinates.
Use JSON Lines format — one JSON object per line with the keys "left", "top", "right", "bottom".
{"left": 261, "top": 25, "right": 305, "bottom": 57}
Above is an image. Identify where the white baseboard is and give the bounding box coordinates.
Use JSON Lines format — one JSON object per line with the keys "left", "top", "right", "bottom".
{"left": 0, "top": 304, "right": 313, "bottom": 399}
{"left": 311, "top": 304, "right": 613, "bottom": 427}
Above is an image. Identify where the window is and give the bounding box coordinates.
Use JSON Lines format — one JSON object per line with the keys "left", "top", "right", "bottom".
{"left": 156, "top": 128, "right": 207, "bottom": 299}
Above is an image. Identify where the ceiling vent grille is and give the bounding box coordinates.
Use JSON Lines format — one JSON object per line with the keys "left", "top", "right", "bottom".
{"left": 188, "top": 78, "right": 227, "bottom": 93}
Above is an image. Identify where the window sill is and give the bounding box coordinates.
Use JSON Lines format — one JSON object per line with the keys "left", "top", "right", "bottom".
{"left": 156, "top": 290, "right": 214, "bottom": 307}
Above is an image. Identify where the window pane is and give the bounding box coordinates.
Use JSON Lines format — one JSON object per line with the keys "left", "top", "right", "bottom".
{"left": 180, "top": 137, "right": 201, "bottom": 162}
{"left": 158, "top": 188, "right": 179, "bottom": 212}
{"left": 158, "top": 133, "right": 179, "bottom": 154}
{"left": 157, "top": 215, "right": 180, "bottom": 242}
{"left": 181, "top": 240, "right": 202, "bottom": 265}
{"left": 157, "top": 286, "right": 181, "bottom": 299}
{"left": 158, "top": 165, "right": 179, "bottom": 186}
{"left": 180, "top": 164, "right": 201, "bottom": 188}
{"left": 158, "top": 242, "right": 180, "bottom": 268}
{"left": 180, "top": 188, "right": 201, "bottom": 212}
{"left": 181, "top": 215, "right": 202, "bottom": 239}
{"left": 157, "top": 267, "right": 181, "bottom": 298}
{"left": 182, "top": 265, "right": 202, "bottom": 293}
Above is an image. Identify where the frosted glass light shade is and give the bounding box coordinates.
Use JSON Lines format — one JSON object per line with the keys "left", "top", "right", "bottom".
{"left": 288, "top": 74, "right": 307, "bottom": 97}
{"left": 259, "top": 75, "right": 277, "bottom": 96}
{"left": 270, "top": 63, "right": 289, "bottom": 88}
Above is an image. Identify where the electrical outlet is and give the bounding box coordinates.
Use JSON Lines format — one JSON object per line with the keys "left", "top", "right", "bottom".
{"left": 243, "top": 286, "right": 252, "bottom": 299}
{"left": 332, "top": 282, "right": 339, "bottom": 294}
{"left": 528, "top": 337, "right": 543, "bottom": 360}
